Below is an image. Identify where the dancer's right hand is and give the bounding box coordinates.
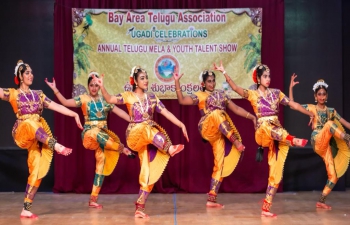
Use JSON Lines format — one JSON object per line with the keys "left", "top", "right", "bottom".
{"left": 74, "top": 113, "right": 83, "bottom": 130}
{"left": 92, "top": 74, "right": 104, "bottom": 87}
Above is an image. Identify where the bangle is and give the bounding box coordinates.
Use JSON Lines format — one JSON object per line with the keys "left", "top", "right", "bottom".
{"left": 223, "top": 71, "right": 226, "bottom": 75}
{"left": 54, "top": 90, "right": 60, "bottom": 95}
{"left": 175, "top": 89, "right": 181, "bottom": 92}
{"left": 246, "top": 112, "right": 250, "bottom": 118}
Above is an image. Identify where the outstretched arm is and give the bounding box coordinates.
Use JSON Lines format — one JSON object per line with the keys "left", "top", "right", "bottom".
{"left": 339, "top": 118, "right": 350, "bottom": 130}
{"left": 0, "top": 88, "right": 3, "bottom": 99}
{"left": 159, "top": 108, "right": 189, "bottom": 142}
{"left": 288, "top": 73, "right": 299, "bottom": 101}
{"left": 92, "top": 75, "right": 121, "bottom": 104}
{"left": 213, "top": 61, "right": 246, "bottom": 97}
{"left": 227, "top": 101, "right": 257, "bottom": 129}
{"left": 45, "top": 78, "right": 76, "bottom": 107}
{"left": 111, "top": 106, "right": 131, "bottom": 122}
{"left": 47, "top": 101, "right": 83, "bottom": 130}
{"left": 174, "top": 73, "right": 195, "bottom": 105}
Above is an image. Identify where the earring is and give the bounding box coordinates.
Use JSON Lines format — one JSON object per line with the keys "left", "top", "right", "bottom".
{"left": 20, "top": 80, "right": 23, "bottom": 83}
{"left": 315, "top": 99, "right": 317, "bottom": 103}
{"left": 325, "top": 100, "right": 327, "bottom": 103}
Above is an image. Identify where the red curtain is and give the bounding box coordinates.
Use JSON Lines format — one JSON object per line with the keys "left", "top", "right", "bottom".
{"left": 53, "top": 0, "right": 284, "bottom": 194}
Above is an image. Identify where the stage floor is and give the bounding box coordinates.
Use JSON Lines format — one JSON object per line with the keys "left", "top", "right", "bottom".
{"left": 0, "top": 192, "right": 349, "bottom": 225}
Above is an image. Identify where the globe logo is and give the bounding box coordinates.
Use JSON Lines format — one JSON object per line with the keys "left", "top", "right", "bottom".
{"left": 154, "top": 55, "right": 179, "bottom": 83}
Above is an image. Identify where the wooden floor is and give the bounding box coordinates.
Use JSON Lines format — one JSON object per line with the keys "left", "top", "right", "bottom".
{"left": 0, "top": 191, "right": 349, "bottom": 225}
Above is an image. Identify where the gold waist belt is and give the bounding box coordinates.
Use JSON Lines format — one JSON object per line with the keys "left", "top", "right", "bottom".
{"left": 258, "top": 115, "right": 281, "bottom": 127}
{"left": 257, "top": 115, "right": 278, "bottom": 122}
{"left": 85, "top": 120, "right": 107, "bottom": 127}
{"left": 16, "top": 114, "right": 40, "bottom": 121}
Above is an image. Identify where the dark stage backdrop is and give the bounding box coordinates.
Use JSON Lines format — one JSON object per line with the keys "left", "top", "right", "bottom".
{"left": 284, "top": 0, "right": 349, "bottom": 191}
{"left": 0, "top": 0, "right": 55, "bottom": 191}
{"left": 53, "top": 0, "right": 284, "bottom": 194}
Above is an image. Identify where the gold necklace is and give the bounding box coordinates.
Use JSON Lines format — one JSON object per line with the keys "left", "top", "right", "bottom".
{"left": 133, "top": 92, "right": 149, "bottom": 119}
{"left": 89, "top": 95, "right": 104, "bottom": 118}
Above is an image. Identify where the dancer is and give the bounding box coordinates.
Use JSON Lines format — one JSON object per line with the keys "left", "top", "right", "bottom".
{"left": 93, "top": 66, "right": 189, "bottom": 218}
{"left": 213, "top": 62, "right": 314, "bottom": 217}
{"left": 174, "top": 70, "right": 256, "bottom": 208}
{"left": 289, "top": 75, "right": 350, "bottom": 209}
{"left": 45, "top": 71, "right": 135, "bottom": 208}
{"left": 0, "top": 60, "right": 83, "bottom": 218}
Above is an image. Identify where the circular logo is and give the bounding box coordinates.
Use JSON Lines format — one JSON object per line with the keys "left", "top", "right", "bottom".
{"left": 154, "top": 55, "right": 179, "bottom": 83}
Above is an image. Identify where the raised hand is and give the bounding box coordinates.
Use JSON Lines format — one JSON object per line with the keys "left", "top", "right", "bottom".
{"left": 173, "top": 73, "right": 184, "bottom": 81}
{"left": 212, "top": 61, "right": 225, "bottom": 73}
{"left": 92, "top": 74, "right": 104, "bottom": 87}
{"left": 290, "top": 73, "right": 299, "bottom": 88}
{"left": 45, "top": 78, "right": 57, "bottom": 90}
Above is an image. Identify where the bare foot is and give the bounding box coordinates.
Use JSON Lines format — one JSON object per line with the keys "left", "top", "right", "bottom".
{"left": 54, "top": 143, "right": 72, "bottom": 156}
{"left": 135, "top": 210, "right": 150, "bottom": 219}
{"left": 168, "top": 144, "right": 184, "bottom": 157}
{"left": 89, "top": 201, "right": 103, "bottom": 209}
{"left": 316, "top": 202, "right": 331, "bottom": 209}
{"left": 20, "top": 209, "right": 38, "bottom": 219}
{"left": 206, "top": 201, "right": 224, "bottom": 208}
{"left": 233, "top": 140, "right": 245, "bottom": 152}
{"left": 261, "top": 211, "right": 277, "bottom": 218}
{"left": 293, "top": 138, "right": 308, "bottom": 147}
{"left": 122, "top": 147, "right": 135, "bottom": 158}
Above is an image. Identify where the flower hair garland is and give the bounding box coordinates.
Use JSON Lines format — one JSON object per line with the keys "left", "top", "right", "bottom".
{"left": 88, "top": 71, "right": 99, "bottom": 78}
{"left": 312, "top": 79, "right": 328, "bottom": 92}
{"left": 198, "top": 70, "right": 214, "bottom": 83}
{"left": 14, "top": 60, "right": 24, "bottom": 85}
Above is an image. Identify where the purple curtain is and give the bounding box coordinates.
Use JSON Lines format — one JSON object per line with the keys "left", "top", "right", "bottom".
{"left": 53, "top": 0, "right": 284, "bottom": 194}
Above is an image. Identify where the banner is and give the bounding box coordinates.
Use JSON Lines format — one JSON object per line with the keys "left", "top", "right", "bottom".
{"left": 72, "top": 8, "right": 262, "bottom": 99}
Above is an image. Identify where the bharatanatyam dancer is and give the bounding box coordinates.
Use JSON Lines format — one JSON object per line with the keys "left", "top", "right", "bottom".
{"left": 93, "top": 66, "right": 189, "bottom": 218}
{"left": 0, "top": 60, "right": 83, "bottom": 218}
{"left": 289, "top": 75, "right": 350, "bottom": 209}
{"left": 213, "top": 62, "right": 314, "bottom": 217}
{"left": 174, "top": 70, "right": 256, "bottom": 208}
{"left": 45, "top": 71, "right": 135, "bottom": 208}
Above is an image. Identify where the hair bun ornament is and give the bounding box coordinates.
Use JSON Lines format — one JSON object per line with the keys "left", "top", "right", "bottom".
{"left": 198, "top": 71, "right": 204, "bottom": 83}
{"left": 312, "top": 79, "right": 328, "bottom": 92}
{"left": 252, "top": 68, "right": 258, "bottom": 83}
{"left": 129, "top": 66, "right": 138, "bottom": 85}
{"left": 14, "top": 60, "right": 24, "bottom": 76}
{"left": 14, "top": 76, "right": 20, "bottom": 85}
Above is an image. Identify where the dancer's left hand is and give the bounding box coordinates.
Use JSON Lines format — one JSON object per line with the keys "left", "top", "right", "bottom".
{"left": 212, "top": 61, "right": 225, "bottom": 73}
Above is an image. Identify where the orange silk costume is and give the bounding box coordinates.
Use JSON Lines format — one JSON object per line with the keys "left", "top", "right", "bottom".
{"left": 74, "top": 94, "right": 125, "bottom": 202}
{"left": 1, "top": 88, "right": 56, "bottom": 210}
{"left": 243, "top": 88, "right": 292, "bottom": 211}
{"left": 302, "top": 104, "right": 350, "bottom": 198}
{"left": 114, "top": 91, "right": 171, "bottom": 210}
{"left": 190, "top": 89, "right": 242, "bottom": 201}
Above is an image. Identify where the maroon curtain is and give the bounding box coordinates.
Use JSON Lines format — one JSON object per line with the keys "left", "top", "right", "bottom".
{"left": 53, "top": 0, "right": 284, "bottom": 194}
